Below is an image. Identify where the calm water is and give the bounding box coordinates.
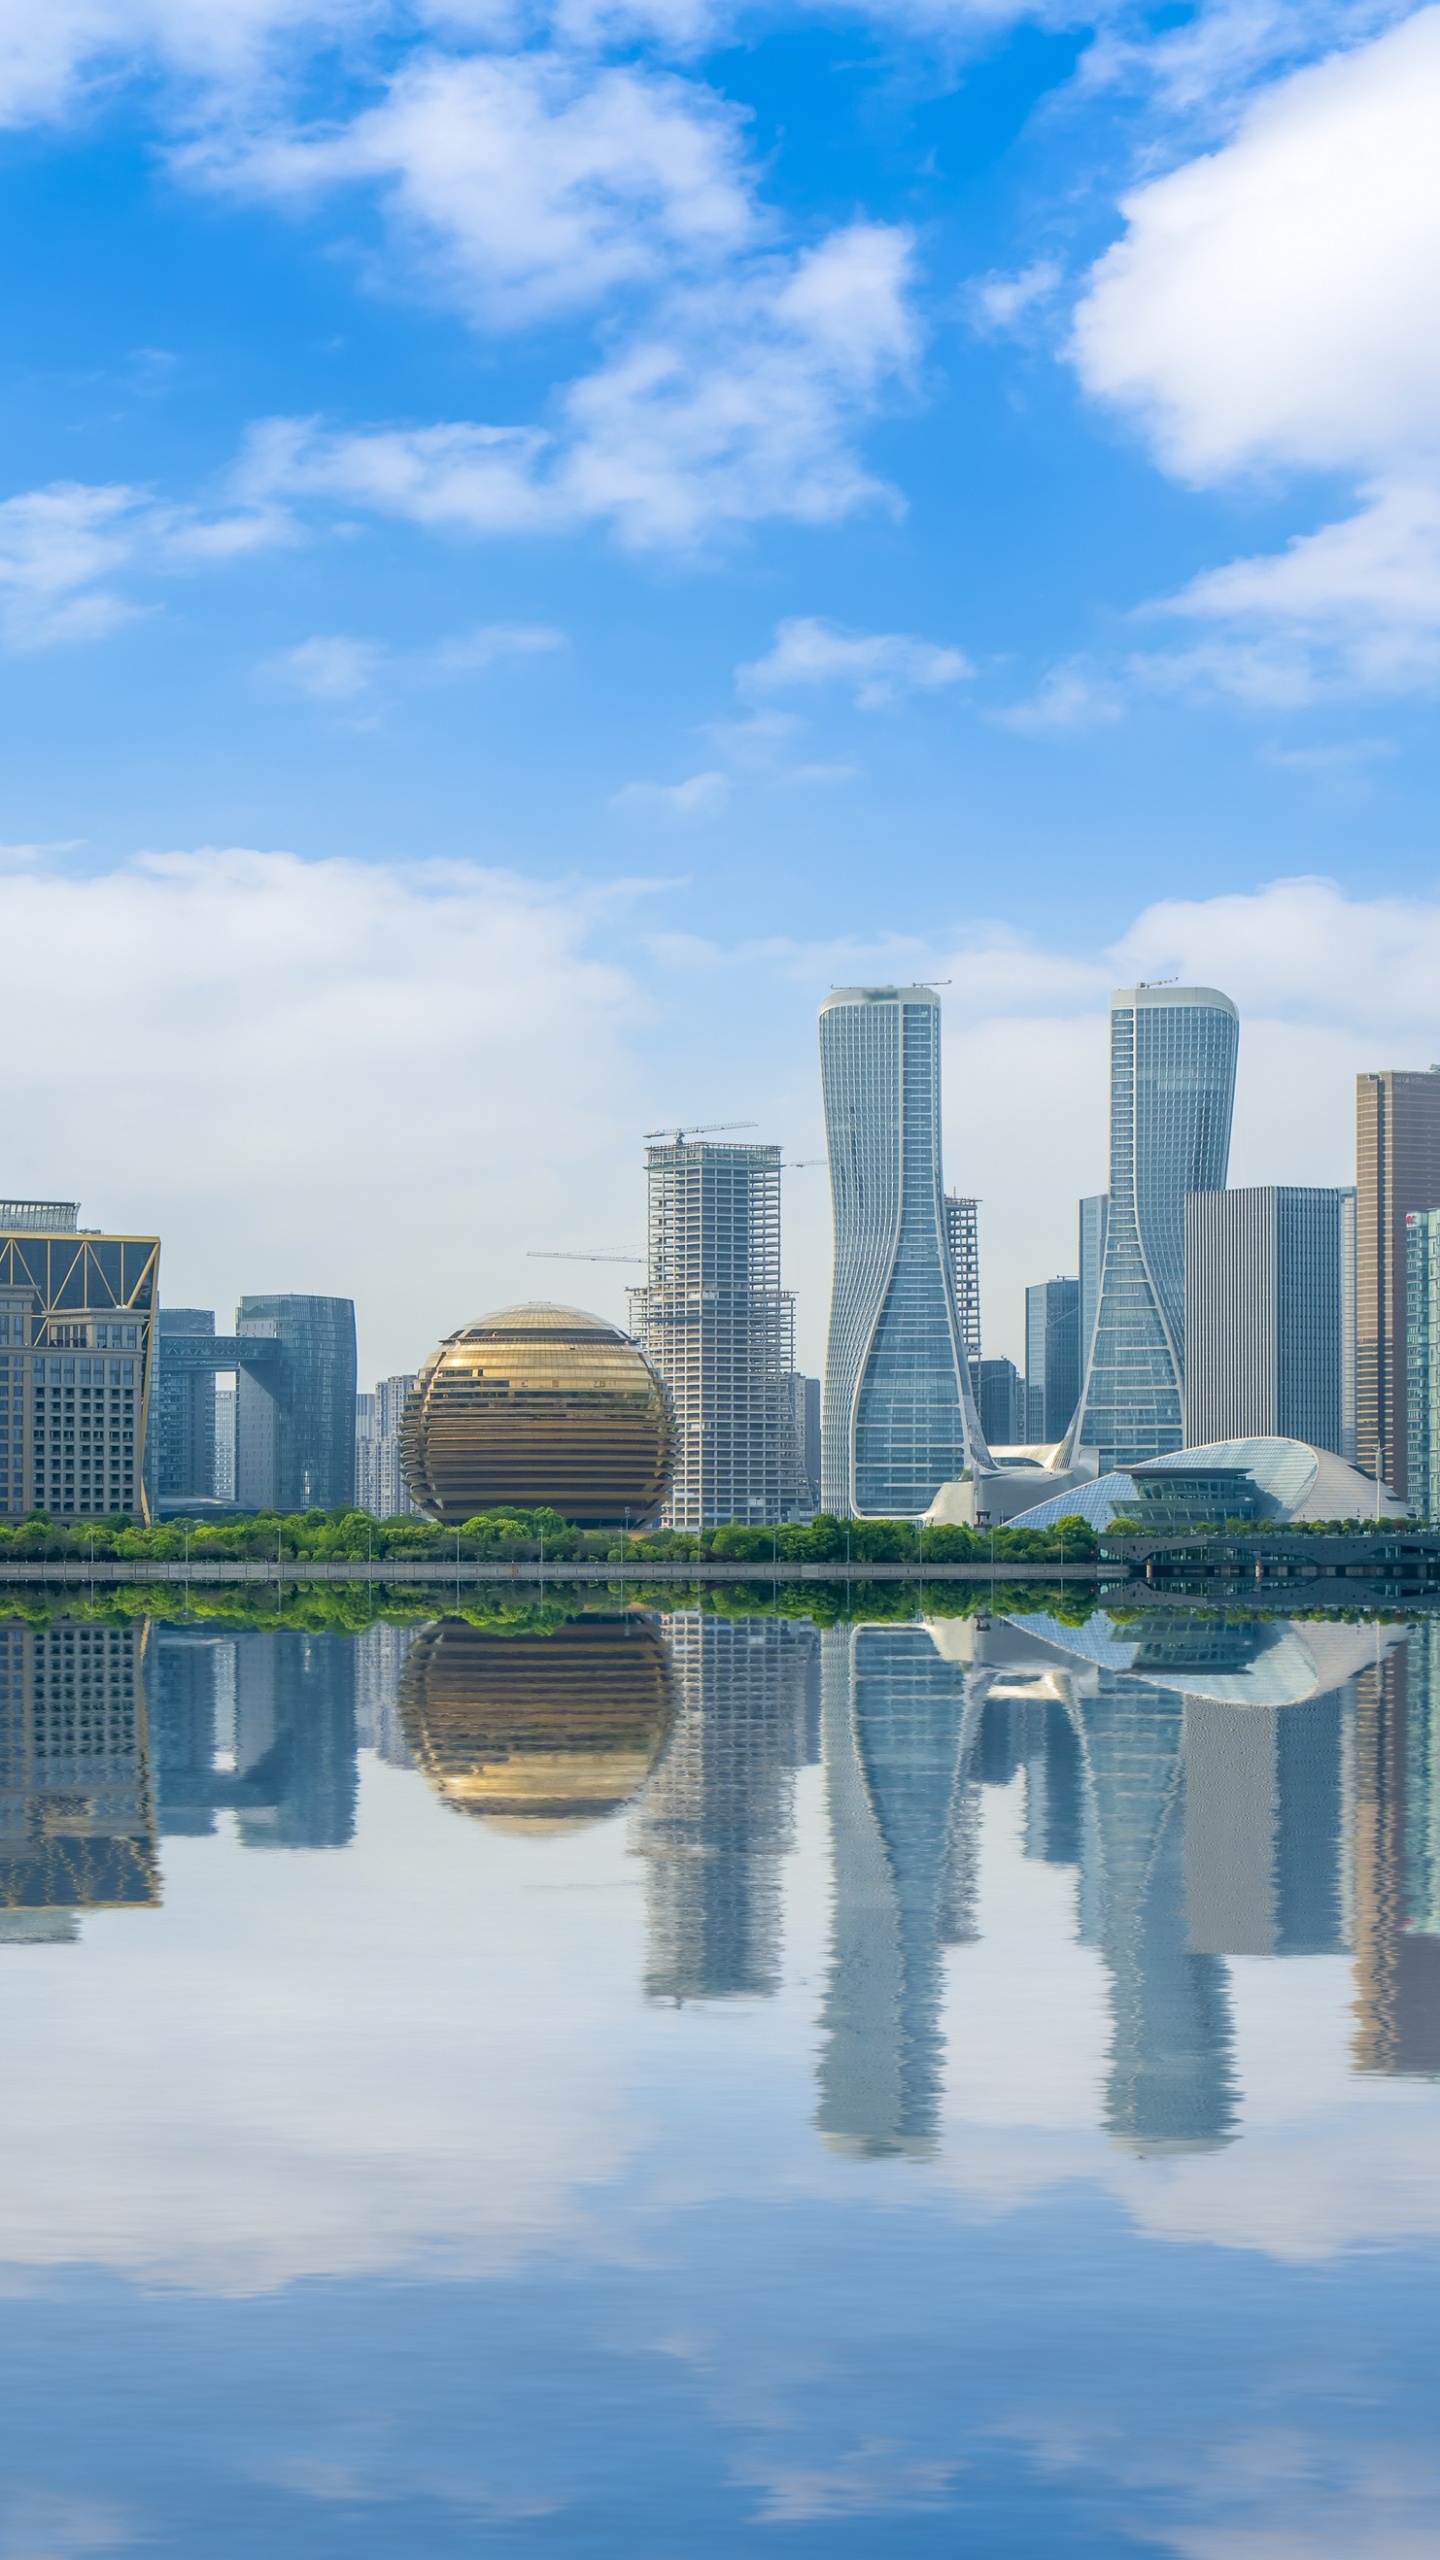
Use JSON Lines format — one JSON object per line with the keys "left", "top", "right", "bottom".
{"left": 3, "top": 1598, "right": 1439, "bottom": 2555}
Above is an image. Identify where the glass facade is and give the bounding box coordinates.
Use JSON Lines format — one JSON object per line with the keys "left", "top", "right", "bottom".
{"left": 1025, "top": 1277, "right": 1081, "bottom": 1441}
{"left": 236, "top": 1295, "right": 357, "bottom": 1513}
{"left": 821, "top": 987, "right": 979, "bottom": 1517}
{"left": 1074, "top": 987, "right": 1238, "bottom": 1472}
{"left": 1407, "top": 1210, "right": 1440, "bottom": 1523}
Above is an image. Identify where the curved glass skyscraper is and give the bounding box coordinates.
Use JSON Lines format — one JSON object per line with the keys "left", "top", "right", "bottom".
{"left": 1071, "top": 984, "right": 1238, "bottom": 1472}
{"left": 820, "top": 986, "right": 982, "bottom": 1516}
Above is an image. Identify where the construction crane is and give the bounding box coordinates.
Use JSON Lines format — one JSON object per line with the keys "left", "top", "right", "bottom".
{"left": 643, "top": 1119, "right": 757, "bottom": 1144}
{"left": 527, "top": 1250, "right": 643, "bottom": 1263}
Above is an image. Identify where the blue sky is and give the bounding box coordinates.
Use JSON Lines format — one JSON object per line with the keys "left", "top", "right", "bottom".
{"left": 4, "top": 0, "right": 1440, "bottom": 1374}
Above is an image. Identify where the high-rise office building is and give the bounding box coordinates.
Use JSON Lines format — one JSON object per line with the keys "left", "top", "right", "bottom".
{"left": 356, "top": 1373, "right": 421, "bottom": 1519}
{"left": 820, "top": 986, "right": 980, "bottom": 1517}
{"left": 1357, "top": 1069, "right": 1440, "bottom": 1497}
{"left": 629, "top": 1141, "right": 802, "bottom": 1529}
{"left": 1185, "top": 1186, "right": 1351, "bottom": 1452}
{"left": 1408, "top": 1210, "right": 1440, "bottom": 1520}
{"left": 236, "top": 1295, "right": 357, "bottom": 1512}
{"left": 783, "top": 1372, "right": 821, "bottom": 1514}
{"left": 145, "top": 1308, "right": 218, "bottom": 1506}
{"left": 1025, "top": 1277, "right": 1081, "bottom": 1442}
{"left": 943, "top": 1193, "right": 981, "bottom": 1366}
{"left": 970, "top": 1356, "right": 1026, "bottom": 1447}
{"left": 0, "top": 1201, "right": 158, "bottom": 1522}
{"left": 214, "top": 1386, "right": 237, "bottom": 1501}
{"left": 1071, "top": 987, "right": 1238, "bottom": 1472}
{"left": 1078, "top": 1194, "right": 1109, "bottom": 1379}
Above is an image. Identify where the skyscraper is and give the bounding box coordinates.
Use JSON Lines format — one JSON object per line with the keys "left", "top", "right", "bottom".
{"left": 1025, "top": 1277, "right": 1081, "bottom": 1441}
{"left": 356, "top": 1373, "right": 420, "bottom": 1519}
{"left": 146, "top": 1308, "right": 218, "bottom": 1506}
{"left": 1408, "top": 1210, "right": 1440, "bottom": 1520}
{"left": 235, "top": 1295, "right": 358, "bottom": 1512}
{"left": 943, "top": 1192, "right": 981, "bottom": 1366}
{"left": 1071, "top": 987, "right": 1238, "bottom": 1473}
{"left": 820, "top": 986, "right": 981, "bottom": 1517}
{"left": 0, "top": 1200, "right": 158, "bottom": 1522}
{"left": 1078, "top": 1194, "right": 1109, "bottom": 1379}
{"left": 1185, "top": 1186, "right": 1351, "bottom": 1452}
{"left": 1357, "top": 1069, "right": 1440, "bottom": 1497}
{"left": 629, "top": 1140, "right": 802, "bottom": 1529}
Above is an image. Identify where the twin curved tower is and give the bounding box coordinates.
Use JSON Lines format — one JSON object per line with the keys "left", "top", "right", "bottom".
{"left": 819, "top": 986, "right": 986, "bottom": 1518}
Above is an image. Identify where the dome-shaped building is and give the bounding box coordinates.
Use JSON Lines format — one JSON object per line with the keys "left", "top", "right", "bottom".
{"left": 399, "top": 1613, "right": 673, "bottom": 1832}
{"left": 399, "top": 1303, "right": 672, "bottom": 1526}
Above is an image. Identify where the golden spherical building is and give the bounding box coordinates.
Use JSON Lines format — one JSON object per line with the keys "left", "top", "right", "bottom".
{"left": 399, "top": 1303, "right": 673, "bottom": 1526}
{"left": 399, "top": 1613, "right": 673, "bottom": 1833}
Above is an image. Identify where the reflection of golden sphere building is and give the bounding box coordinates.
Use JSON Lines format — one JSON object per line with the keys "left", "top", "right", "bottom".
{"left": 399, "top": 1614, "right": 673, "bottom": 1832}
{"left": 399, "top": 1303, "right": 673, "bottom": 1526}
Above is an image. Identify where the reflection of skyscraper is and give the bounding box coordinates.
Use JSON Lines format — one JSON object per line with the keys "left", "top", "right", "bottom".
{"left": 1072, "top": 986, "right": 1238, "bottom": 1472}
{"left": 816, "top": 1623, "right": 974, "bottom": 2155}
{"left": 820, "top": 986, "right": 981, "bottom": 1517}
{"left": 147, "top": 1625, "right": 358, "bottom": 1848}
{"left": 353, "top": 1620, "right": 419, "bottom": 1767}
{"left": 1183, "top": 1690, "right": 1350, "bottom": 1959}
{"left": 1352, "top": 1624, "right": 1440, "bottom": 2074}
{"left": 632, "top": 1613, "right": 817, "bottom": 2001}
{"left": 1073, "top": 1676, "right": 1238, "bottom": 2154}
{"left": 0, "top": 1619, "right": 158, "bottom": 1922}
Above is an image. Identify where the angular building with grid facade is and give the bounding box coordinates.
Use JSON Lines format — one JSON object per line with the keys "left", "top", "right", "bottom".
{"left": 629, "top": 1141, "right": 803, "bottom": 1530}
{"left": 0, "top": 1201, "right": 157, "bottom": 1523}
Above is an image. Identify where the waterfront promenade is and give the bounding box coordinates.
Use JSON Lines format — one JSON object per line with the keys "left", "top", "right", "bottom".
{"left": 0, "top": 1556, "right": 1121, "bottom": 1588}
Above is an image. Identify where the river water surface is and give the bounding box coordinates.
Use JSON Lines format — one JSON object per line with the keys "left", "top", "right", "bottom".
{"left": 2, "top": 1597, "right": 1438, "bottom": 2554}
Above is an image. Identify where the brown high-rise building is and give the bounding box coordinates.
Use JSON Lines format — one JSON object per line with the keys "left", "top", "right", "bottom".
{"left": 1356, "top": 1070, "right": 1440, "bottom": 1495}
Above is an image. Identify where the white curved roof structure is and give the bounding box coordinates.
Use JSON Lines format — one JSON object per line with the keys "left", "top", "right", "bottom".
{"left": 1006, "top": 1438, "right": 1406, "bottom": 1532}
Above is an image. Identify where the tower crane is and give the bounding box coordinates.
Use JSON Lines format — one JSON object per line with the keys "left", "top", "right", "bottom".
{"left": 643, "top": 1119, "right": 758, "bottom": 1144}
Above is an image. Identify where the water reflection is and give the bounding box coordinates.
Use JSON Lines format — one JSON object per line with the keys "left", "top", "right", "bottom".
{"left": 147, "top": 1625, "right": 358, "bottom": 1847}
{"left": 0, "top": 1619, "right": 157, "bottom": 1929}
{"left": 10, "top": 1596, "right": 1440, "bottom": 2141}
{"left": 399, "top": 1614, "right": 672, "bottom": 1832}
{"left": 632, "top": 1614, "right": 818, "bottom": 2001}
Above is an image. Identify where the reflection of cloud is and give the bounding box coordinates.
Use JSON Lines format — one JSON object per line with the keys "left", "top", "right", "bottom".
{"left": 0, "top": 1762, "right": 649, "bottom": 2295}
{"left": 747, "top": 2443, "right": 961, "bottom": 2521}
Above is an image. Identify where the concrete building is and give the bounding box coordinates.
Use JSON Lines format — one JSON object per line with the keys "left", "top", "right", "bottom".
{"left": 1071, "top": 988, "right": 1238, "bottom": 1473}
{"left": 784, "top": 1371, "right": 821, "bottom": 1514}
{"left": 820, "top": 987, "right": 983, "bottom": 1517}
{"left": 1185, "top": 1186, "right": 1351, "bottom": 1453}
{"left": 0, "top": 1200, "right": 158, "bottom": 1523}
{"left": 630, "top": 1140, "right": 803, "bottom": 1529}
{"left": 1358, "top": 1069, "right": 1440, "bottom": 1497}
{"left": 943, "top": 1193, "right": 982, "bottom": 1367}
{"left": 236, "top": 1295, "right": 357, "bottom": 1513}
{"left": 1025, "top": 1277, "right": 1081, "bottom": 1441}
{"left": 357, "top": 1372, "right": 420, "bottom": 1519}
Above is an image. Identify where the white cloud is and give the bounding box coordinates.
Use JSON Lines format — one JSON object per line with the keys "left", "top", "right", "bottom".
{"left": 264, "top": 631, "right": 382, "bottom": 699}
{"left": 214, "top": 52, "right": 755, "bottom": 326}
{"left": 994, "top": 655, "right": 1124, "bottom": 732}
{"left": 612, "top": 767, "right": 730, "bottom": 814}
{"left": 1074, "top": 8, "right": 1440, "bottom": 483}
{"left": 1073, "top": 9, "right": 1440, "bottom": 696}
{"left": 968, "top": 256, "right": 1061, "bottom": 335}
{"left": 0, "top": 0, "right": 375, "bottom": 129}
{"left": 245, "top": 222, "right": 919, "bottom": 548}
{"left": 0, "top": 482, "right": 142, "bottom": 647}
{"left": 0, "top": 843, "right": 653, "bottom": 1380}
{"left": 739, "top": 612, "right": 970, "bottom": 707}
{"left": 428, "top": 619, "right": 565, "bottom": 670}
